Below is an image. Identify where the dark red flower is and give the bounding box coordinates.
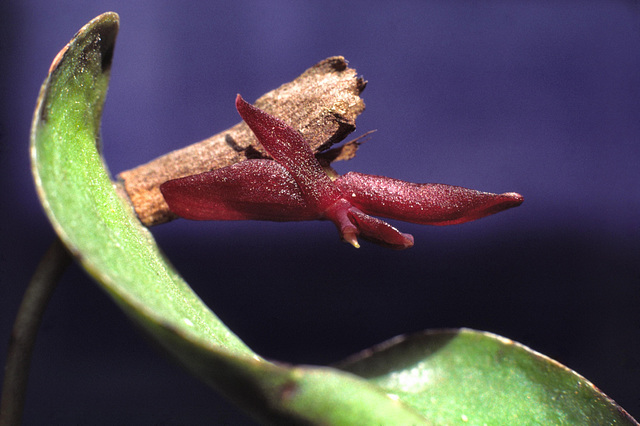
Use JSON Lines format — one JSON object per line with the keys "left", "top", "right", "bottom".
{"left": 160, "top": 95, "right": 523, "bottom": 249}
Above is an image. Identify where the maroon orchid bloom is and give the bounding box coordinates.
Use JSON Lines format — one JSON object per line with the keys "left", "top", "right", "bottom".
{"left": 160, "top": 95, "right": 523, "bottom": 249}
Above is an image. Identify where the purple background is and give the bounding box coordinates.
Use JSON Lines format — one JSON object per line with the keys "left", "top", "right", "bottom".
{"left": 2, "top": 1, "right": 639, "bottom": 424}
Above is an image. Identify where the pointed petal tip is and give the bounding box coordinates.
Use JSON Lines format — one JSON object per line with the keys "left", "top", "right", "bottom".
{"left": 340, "top": 224, "right": 361, "bottom": 248}
{"left": 235, "top": 93, "right": 244, "bottom": 108}
{"left": 400, "top": 233, "right": 415, "bottom": 250}
{"left": 343, "top": 231, "right": 361, "bottom": 248}
{"left": 501, "top": 192, "right": 524, "bottom": 206}
{"left": 347, "top": 209, "right": 415, "bottom": 250}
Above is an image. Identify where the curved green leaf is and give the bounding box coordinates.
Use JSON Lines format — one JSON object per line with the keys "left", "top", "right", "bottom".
{"left": 336, "top": 329, "right": 638, "bottom": 425}
{"left": 29, "top": 12, "right": 429, "bottom": 424}
{"left": 30, "top": 12, "right": 252, "bottom": 358}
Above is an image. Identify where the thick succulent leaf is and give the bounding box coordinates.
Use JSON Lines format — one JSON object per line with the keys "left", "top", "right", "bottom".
{"left": 156, "top": 327, "right": 429, "bottom": 425}
{"left": 29, "top": 13, "right": 430, "bottom": 424}
{"left": 30, "top": 12, "right": 251, "bottom": 357}
{"left": 336, "top": 329, "right": 638, "bottom": 425}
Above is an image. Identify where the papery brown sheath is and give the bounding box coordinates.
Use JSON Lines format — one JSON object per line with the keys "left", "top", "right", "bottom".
{"left": 160, "top": 95, "right": 523, "bottom": 249}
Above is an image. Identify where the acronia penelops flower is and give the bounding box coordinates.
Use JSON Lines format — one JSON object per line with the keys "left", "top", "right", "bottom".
{"left": 160, "top": 95, "right": 523, "bottom": 249}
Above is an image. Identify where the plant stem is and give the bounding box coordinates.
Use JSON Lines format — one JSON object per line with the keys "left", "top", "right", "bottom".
{"left": 0, "top": 238, "right": 71, "bottom": 426}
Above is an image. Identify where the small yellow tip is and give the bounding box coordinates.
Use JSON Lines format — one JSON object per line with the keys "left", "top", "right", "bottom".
{"left": 343, "top": 232, "right": 360, "bottom": 248}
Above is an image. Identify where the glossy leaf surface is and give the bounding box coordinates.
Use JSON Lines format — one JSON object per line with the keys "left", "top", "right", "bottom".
{"left": 30, "top": 12, "right": 251, "bottom": 357}
{"left": 337, "top": 329, "right": 637, "bottom": 425}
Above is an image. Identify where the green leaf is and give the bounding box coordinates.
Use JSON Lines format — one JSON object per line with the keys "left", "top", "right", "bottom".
{"left": 29, "top": 12, "right": 429, "bottom": 424}
{"left": 336, "top": 328, "right": 638, "bottom": 425}
{"left": 30, "top": 12, "right": 252, "bottom": 358}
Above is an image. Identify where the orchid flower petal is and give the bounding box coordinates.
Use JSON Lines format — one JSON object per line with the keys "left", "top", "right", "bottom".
{"left": 235, "top": 95, "right": 343, "bottom": 210}
{"left": 347, "top": 209, "right": 414, "bottom": 250}
{"left": 160, "top": 160, "right": 317, "bottom": 221}
{"left": 335, "top": 172, "right": 523, "bottom": 225}
{"left": 235, "top": 94, "right": 366, "bottom": 247}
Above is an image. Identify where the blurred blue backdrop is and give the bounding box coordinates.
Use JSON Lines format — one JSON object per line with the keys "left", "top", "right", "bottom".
{"left": 1, "top": 1, "right": 639, "bottom": 424}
